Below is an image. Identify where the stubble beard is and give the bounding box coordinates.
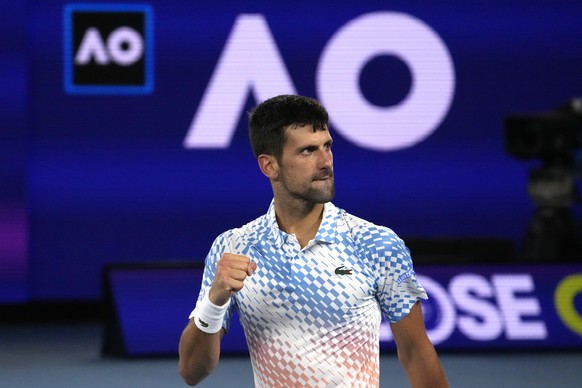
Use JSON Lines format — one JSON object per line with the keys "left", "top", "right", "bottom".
{"left": 276, "top": 164, "right": 336, "bottom": 205}
{"left": 305, "top": 178, "right": 335, "bottom": 203}
{"left": 292, "top": 173, "right": 336, "bottom": 204}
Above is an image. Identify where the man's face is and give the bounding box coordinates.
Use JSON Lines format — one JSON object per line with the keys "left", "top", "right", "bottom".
{"left": 276, "top": 124, "right": 335, "bottom": 204}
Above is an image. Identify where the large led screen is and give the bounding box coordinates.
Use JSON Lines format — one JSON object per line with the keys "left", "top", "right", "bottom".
{"left": 1, "top": 1, "right": 580, "bottom": 302}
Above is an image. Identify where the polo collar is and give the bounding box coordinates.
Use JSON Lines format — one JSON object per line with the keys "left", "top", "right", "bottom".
{"left": 266, "top": 199, "right": 338, "bottom": 248}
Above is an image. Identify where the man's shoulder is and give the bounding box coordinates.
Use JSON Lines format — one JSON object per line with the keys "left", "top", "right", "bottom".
{"left": 338, "top": 207, "right": 398, "bottom": 238}
{"left": 217, "top": 212, "right": 270, "bottom": 245}
{"left": 335, "top": 207, "right": 406, "bottom": 256}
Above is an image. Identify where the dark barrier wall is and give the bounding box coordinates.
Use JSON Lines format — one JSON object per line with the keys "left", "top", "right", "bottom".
{"left": 1, "top": 1, "right": 581, "bottom": 302}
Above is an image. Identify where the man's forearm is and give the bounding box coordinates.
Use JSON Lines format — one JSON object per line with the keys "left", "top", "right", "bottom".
{"left": 399, "top": 344, "right": 448, "bottom": 388}
{"left": 178, "top": 320, "right": 223, "bottom": 386}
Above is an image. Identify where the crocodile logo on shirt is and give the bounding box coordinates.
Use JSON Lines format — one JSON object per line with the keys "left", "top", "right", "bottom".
{"left": 334, "top": 265, "right": 353, "bottom": 275}
{"left": 198, "top": 318, "right": 209, "bottom": 328}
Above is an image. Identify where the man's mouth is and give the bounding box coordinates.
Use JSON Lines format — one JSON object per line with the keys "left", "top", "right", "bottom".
{"left": 314, "top": 172, "right": 333, "bottom": 181}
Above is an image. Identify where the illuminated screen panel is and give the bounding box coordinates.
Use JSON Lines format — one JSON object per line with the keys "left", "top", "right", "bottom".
{"left": 104, "top": 264, "right": 582, "bottom": 356}
{"left": 381, "top": 264, "right": 582, "bottom": 350}
{"left": 21, "top": 1, "right": 582, "bottom": 302}
{"left": 62, "top": 3, "right": 154, "bottom": 94}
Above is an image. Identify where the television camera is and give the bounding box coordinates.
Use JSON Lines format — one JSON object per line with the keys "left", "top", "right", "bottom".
{"left": 505, "top": 98, "right": 582, "bottom": 262}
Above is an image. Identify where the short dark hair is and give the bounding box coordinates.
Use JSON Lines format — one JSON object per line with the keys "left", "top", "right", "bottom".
{"left": 248, "top": 95, "right": 329, "bottom": 160}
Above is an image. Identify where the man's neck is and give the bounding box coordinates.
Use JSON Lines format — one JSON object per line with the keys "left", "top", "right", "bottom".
{"left": 274, "top": 200, "right": 325, "bottom": 248}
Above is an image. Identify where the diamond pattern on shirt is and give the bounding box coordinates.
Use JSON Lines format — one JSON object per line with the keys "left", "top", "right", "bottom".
{"left": 190, "top": 200, "right": 427, "bottom": 387}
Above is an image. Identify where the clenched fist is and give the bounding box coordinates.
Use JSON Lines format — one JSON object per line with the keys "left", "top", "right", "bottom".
{"left": 208, "top": 253, "right": 257, "bottom": 306}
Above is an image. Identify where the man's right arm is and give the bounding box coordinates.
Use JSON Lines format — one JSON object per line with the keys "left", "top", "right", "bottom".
{"left": 178, "top": 252, "right": 257, "bottom": 386}
{"left": 178, "top": 320, "right": 225, "bottom": 386}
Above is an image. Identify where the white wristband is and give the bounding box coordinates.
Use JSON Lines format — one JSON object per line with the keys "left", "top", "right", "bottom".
{"left": 194, "top": 292, "right": 229, "bottom": 334}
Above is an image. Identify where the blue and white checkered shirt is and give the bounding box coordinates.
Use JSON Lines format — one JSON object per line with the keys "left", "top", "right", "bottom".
{"left": 191, "top": 200, "right": 427, "bottom": 387}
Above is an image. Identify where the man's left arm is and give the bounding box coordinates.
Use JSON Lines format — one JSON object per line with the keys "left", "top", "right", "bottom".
{"left": 390, "top": 300, "right": 449, "bottom": 388}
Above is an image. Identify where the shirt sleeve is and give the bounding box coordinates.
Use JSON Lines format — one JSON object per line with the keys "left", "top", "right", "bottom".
{"left": 188, "top": 231, "right": 237, "bottom": 332}
{"left": 372, "top": 229, "right": 427, "bottom": 323}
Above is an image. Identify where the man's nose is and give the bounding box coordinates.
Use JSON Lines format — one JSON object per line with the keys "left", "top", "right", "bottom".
{"left": 318, "top": 148, "right": 333, "bottom": 169}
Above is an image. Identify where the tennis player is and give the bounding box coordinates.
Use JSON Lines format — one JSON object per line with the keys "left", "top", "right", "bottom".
{"left": 179, "top": 95, "right": 448, "bottom": 387}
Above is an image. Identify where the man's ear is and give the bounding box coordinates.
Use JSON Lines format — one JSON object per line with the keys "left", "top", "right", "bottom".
{"left": 258, "top": 154, "right": 278, "bottom": 179}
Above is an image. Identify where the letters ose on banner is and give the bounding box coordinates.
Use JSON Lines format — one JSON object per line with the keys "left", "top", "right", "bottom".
{"left": 379, "top": 265, "right": 582, "bottom": 350}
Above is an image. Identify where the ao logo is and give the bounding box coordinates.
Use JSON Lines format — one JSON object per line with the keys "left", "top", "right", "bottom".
{"left": 184, "top": 12, "right": 455, "bottom": 151}
{"left": 75, "top": 27, "right": 144, "bottom": 66}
